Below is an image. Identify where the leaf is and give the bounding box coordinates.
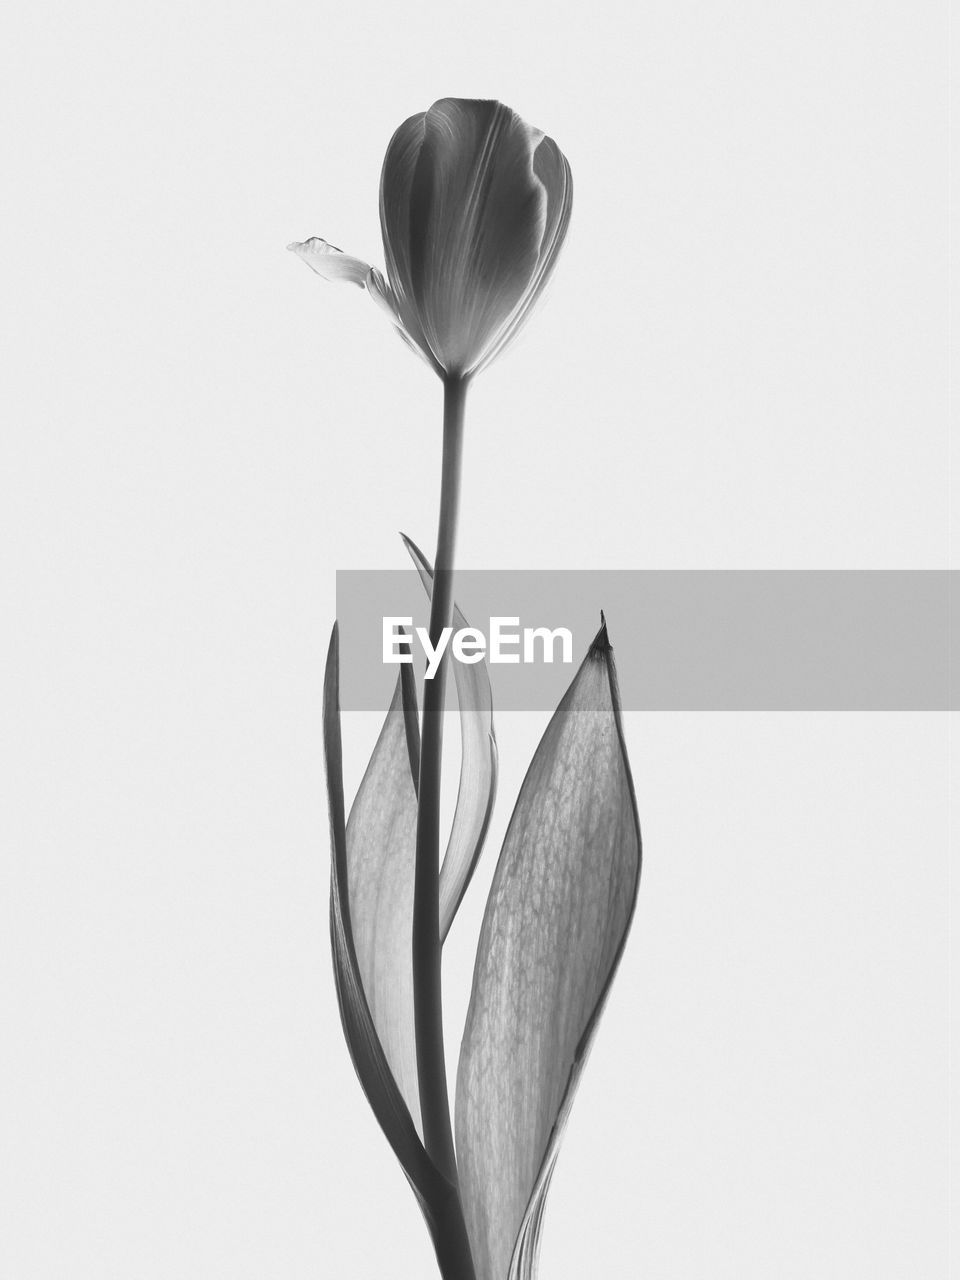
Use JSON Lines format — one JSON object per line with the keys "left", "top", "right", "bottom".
{"left": 324, "top": 624, "right": 452, "bottom": 1218}
{"left": 343, "top": 645, "right": 422, "bottom": 1132}
{"left": 455, "top": 618, "right": 642, "bottom": 1280}
{"left": 400, "top": 532, "right": 498, "bottom": 941}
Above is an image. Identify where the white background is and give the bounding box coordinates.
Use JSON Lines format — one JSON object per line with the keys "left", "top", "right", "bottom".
{"left": 1, "top": 0, "right": 955, "bottom": 1277}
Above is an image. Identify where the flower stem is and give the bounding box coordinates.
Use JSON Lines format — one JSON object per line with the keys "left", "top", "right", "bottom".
{"left": 413, "top": 375, "right": 466, "bottom": 1185}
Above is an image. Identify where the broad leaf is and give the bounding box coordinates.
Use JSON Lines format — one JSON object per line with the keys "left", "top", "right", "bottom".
{"left": 455, "top": 619, "right": 641, "bottom": 1280}
{"left": 324, "top": 624, "right": 453, "bottom": 1225}
{"left": 401, "top": 532, "right": 498, "bottom": 941}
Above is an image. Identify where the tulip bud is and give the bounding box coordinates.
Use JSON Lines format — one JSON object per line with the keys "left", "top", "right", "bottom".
{"left": 290, "top": 98, "right": 572, "bottom": 380}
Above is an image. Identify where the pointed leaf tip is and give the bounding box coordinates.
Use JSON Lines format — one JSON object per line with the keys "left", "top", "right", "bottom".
{"left": 590, "top": 611, "right": 611, "bottom": 654}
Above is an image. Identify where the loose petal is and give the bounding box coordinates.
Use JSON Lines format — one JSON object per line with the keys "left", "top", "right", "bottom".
{"left": 288, "top": 236, "right": 372, "bottom": 287}
{"left": 400, "top": 533, "right": 498, "bottom": 941}
{"left": 456, "top": 619, "right": 641, "bottom": 1280}
{"left": 367, "top": 268, "right": 438, "bottom": 370}
{"left": 365, "top": 266, "right": 401, "bottom": 320}
{"left": 290, "top": 240, "right": 438, "bottom": 371}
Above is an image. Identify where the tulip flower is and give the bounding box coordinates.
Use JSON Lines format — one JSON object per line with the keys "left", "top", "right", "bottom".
{"left": 289, "top": 97, "right": 572, "bottom": 380}
{"left": 293, "top": 98, "right": 574, "bottom": 1214}
{"left": 296, "top": 98, "right": 641, "bottom": 1280}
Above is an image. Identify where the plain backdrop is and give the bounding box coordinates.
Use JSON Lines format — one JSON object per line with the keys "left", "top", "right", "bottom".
{"left": 1, "top": 0, "right": 955, "bottom": 1277}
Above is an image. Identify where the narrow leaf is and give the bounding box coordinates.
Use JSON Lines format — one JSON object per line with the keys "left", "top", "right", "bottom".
{"left": 344, "top": 655, "right": 422, "bottom": 1132}
{"left": 401, "top": 532, "right": 498, "bottom": 941}
{"left": 455, "top": 618, "right": 642, "bottom": 1280}
{"left": 324, "top": 624, "right": 451, "bottom": 1218}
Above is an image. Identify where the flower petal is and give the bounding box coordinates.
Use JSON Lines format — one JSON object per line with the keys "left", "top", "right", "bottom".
{"left": 406, "top": 99, "right": 547, "bottom": 376}
{"left": 379, "top": 112, "right": 437, "bottom": 362}
{"left": 400, "top": 533, "right": 498, "bottom": 941}
{"left": 474, "top": 135, "right": 573, "bottom": 375}
{"left": 287, "top": 236, "right": 372, "bottom": 286}
{"left": 380, "top": 113, "right": 425, "bottom": 300}
{"left": 455, "top": 618, "right": 641, "bottom": 1280}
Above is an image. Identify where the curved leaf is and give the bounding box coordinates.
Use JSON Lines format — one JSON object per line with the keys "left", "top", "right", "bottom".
{"left": 400, "top": 532, "right": 498, "bottom": 942}
{"left": 324, "top": 625, "right": 450, "bottom": 1214}
{"left": 455, "top": 618, "right": 642, "bottom": 1280}
{"left": 344, "top": 649, "right": 422, "bottom": 1132}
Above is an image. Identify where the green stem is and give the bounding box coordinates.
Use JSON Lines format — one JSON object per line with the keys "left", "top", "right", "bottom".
{"left": 413, "top": 376, "right": 466, "bottom": 1186}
